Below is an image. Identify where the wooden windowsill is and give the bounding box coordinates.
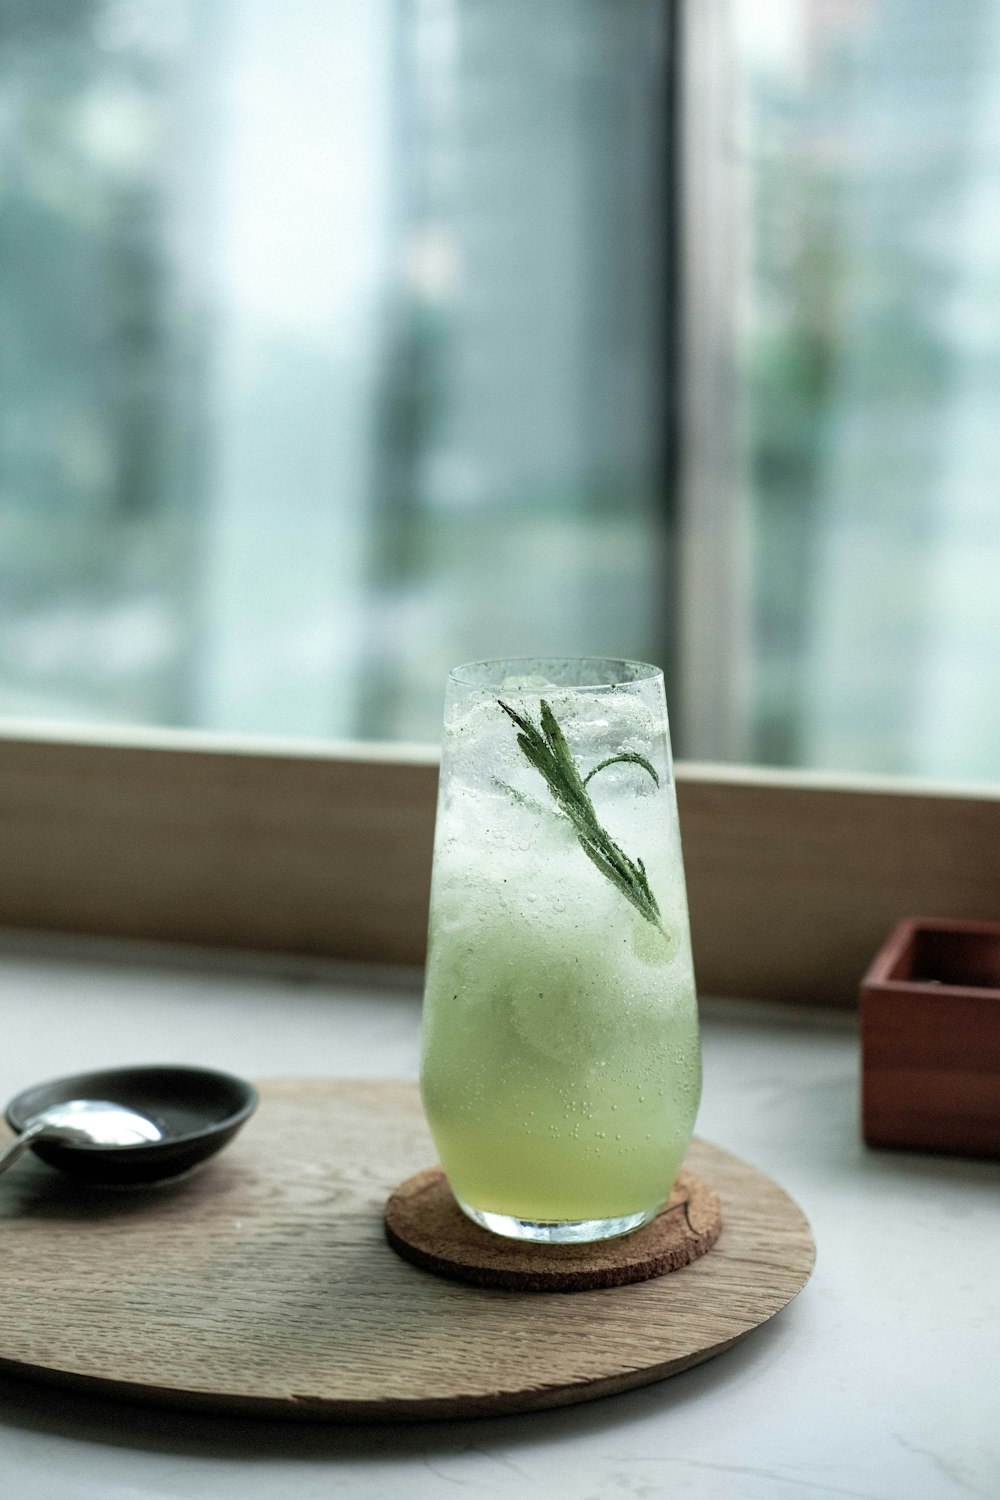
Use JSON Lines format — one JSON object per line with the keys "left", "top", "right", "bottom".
{"left": 1, "top": 721, "right": 998, "bottom": 1008}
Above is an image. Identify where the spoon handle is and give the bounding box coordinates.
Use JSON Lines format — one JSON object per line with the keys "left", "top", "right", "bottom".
{"left": 0, "top": 1121, "right": 48, "bottom": 1176}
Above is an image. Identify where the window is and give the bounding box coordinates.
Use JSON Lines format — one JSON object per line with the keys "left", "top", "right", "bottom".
{"left": 2, "top": 2, "right": 998, "bottom": 1004}
{"left": 690, "top": 0, "right": 1000, "bottom": 781}
{"left": 1, "top": 0, "right": 674, "bottom": 742}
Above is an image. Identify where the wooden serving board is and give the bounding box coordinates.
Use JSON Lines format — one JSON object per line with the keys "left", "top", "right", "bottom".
{"left": 0, "top": 1080, "right": 815, "bottom": 1421}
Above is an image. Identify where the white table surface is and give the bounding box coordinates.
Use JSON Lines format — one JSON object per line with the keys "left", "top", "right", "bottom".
{"left": 1, "top": 931, "right": 997, "bottom": 1500}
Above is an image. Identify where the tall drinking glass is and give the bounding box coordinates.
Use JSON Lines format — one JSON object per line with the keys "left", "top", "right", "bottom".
{"left": 420, "top": 658, "right": 702, "bottom": 1243}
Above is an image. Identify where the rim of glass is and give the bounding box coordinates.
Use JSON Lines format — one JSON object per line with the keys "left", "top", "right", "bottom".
{"left": 448, "top": 657, "right": 663, "bottom": 691}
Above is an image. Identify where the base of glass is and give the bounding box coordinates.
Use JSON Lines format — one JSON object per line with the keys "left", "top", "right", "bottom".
{"left": 455, "top": 1198, "right": 659, "bottom": 1245}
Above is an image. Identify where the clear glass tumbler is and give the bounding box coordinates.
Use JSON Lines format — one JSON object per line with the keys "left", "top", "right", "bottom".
{"left": 420, "top": 658, "right": 702, "bottom": 1244}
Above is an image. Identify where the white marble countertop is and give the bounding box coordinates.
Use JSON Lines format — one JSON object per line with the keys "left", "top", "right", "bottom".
{"left": 1, "top": 932, "right": 997, "bottom": 1500}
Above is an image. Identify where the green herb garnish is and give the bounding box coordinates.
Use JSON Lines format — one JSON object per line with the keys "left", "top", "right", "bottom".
{"left": 497, "top": 697, "right": 664, "bottom": 931}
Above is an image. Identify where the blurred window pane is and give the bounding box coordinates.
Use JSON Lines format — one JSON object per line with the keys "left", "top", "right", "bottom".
{"left": 8, "top": 1, "right": 997, "bottom": 782}
{"left": 0, "top": 0, "right": 672, "bottom": 741}
{"left": 729, "top": 0, "right": 1000, "bottom": 780}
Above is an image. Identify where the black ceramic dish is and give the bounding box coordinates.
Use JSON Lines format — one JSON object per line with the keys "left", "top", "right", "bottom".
{"left": 5, "top": 1065, "right": 258, "bottom": 1185}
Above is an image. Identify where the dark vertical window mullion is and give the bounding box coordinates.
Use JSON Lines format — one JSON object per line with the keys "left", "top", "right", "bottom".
{"left": 659, "top": 0, "right": 685, "bottom": 742}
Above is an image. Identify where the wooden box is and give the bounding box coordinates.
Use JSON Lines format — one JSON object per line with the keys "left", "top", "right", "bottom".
{"left": 860, "top": 917, "right": 1000, "bottom": 1158}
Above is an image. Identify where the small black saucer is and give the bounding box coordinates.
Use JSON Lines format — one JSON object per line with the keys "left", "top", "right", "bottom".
{"left": 5, "top": 1066, "right": 258, "bottom": 1184}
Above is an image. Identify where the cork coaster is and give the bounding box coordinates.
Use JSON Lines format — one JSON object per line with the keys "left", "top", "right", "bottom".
{"left": 384, "top": 1167, "right": 722, "bottom": 1291}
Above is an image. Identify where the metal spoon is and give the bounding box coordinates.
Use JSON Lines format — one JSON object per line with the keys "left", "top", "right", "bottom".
{"left": 0, "top": 1099, "right": 163, "bottom": 1177}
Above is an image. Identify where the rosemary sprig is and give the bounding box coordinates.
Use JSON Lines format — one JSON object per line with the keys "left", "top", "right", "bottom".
{"left": 497, "top": 697, "right": 664, "bottom": 931}
{"left": 584, "top": 751, "right": 660, "bottom": 788}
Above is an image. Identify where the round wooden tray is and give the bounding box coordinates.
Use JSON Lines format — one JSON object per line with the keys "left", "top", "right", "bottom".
{"left": 0, "top": 1080, "right": 815, "bottom": 1421}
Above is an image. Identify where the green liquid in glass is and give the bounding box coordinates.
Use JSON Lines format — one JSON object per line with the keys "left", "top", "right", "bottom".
{"left": 421, "top": 749, "right": 702, "bottom": 1225}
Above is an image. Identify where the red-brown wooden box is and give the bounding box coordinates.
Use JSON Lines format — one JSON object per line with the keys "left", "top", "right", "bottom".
{"left": 860, "top": 917, "right": 1000, "bottom": 1158}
